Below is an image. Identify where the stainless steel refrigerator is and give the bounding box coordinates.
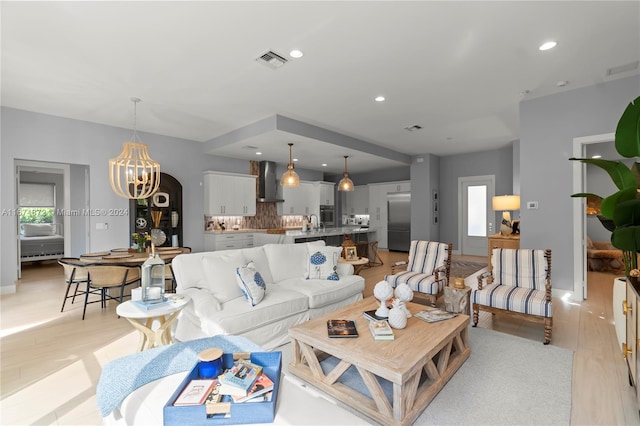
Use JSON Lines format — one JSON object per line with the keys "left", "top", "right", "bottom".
{"left": 387, "top": 192, "right": 411, "bottom": 252}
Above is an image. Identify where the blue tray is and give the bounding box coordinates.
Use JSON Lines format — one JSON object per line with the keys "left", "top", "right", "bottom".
{"left": 164, "top": 351, "right": 282, "bottom": 425}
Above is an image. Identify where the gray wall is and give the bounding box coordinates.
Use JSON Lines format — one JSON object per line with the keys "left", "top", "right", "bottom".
{"left": 69, "top": 164, "right": 89, "bottom": 257}
{"left": 410, "top": 154, "right": 439, "bottom": 241}
{"left": 0, "top": 107, "right": 250, "bottom": 290}
{"left": 439, "top": 145, "right": 514, "bottom": 251}
{"left": 519, "top": 74, "right": 640, "bottom": 292}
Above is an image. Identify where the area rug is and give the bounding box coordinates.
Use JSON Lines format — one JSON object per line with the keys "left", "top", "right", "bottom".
{"left": 308, "top": 327, "right": 573, "bottom": 425}
{"left": 450, "top": 260, "right": 487, "bottom": 278}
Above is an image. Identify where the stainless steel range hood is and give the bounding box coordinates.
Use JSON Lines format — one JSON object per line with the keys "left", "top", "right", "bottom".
{"left": 257, "top": 161, "right": 285, "bottom": 203}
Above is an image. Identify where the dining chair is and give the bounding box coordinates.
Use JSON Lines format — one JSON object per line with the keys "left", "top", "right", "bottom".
{"left": 82, "top": 264, "right": 141, "bottom": 320}
{"left": 58, "top": 258, "right": 90, "bottom": 313}
{"left": 164, "top": 247, "right": 191, "bottom": 292}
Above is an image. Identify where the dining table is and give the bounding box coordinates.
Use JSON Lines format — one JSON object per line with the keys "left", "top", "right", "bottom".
{"left": 79, "top": 247, "right": 190, "bottom": 265}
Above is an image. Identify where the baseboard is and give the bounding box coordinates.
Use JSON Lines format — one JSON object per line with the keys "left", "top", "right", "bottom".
{"left": 0, "top": 284, "right": 17, "bottom": 295}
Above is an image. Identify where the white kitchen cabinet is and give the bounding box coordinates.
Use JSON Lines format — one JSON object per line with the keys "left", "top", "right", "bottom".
{"left": 278, "top": 181, "right": 313, "bottom": 216}
{"left": 317, "top": 182, "right": 335, "bottom": 206}
{"left": 346, "top": 185, "right": 369, "bottom": 215}
{"left": 203, "top": 172, "right": 257, "bottom": 216}
{"left": 205, "top": 232, "right": 254, "bottom": 251}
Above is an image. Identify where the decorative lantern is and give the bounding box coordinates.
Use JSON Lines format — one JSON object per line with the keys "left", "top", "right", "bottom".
{"left": 141, "top": 244, "right": 165, "bottom": 303}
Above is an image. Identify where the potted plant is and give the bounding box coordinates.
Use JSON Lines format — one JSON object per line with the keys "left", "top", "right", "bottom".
{"left": 570, "top": 95, "right": 640, "bottom": 280}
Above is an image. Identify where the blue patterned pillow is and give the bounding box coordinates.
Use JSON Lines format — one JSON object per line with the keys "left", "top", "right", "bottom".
{"left": 306, "top": 246, "right": 342, "bottom": 280}
{"left": 235, "top": 261, "right": 266, "bottom": 306}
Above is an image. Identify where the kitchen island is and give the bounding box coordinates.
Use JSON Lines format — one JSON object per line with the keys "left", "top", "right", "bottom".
{"left": 204, "top": 227, "right": 376, "bottom": 251}
{"left": 283, "top": 226, "right": 374, "bottom": 244}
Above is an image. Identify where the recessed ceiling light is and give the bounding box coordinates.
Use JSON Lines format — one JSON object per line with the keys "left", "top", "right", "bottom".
{"left": 591, "top": 155, "right": 602, "bottom": 159}
{"left": 539, "top": 41, "right": 557, "bottom": 51}
{"left": 321, "top": 163, "right": 327, "bottom": 167}
{"left": 557, "top": 80, "right": 569, "bottom": 87}
{"left": 293, "top": 158, "right": 298, "bottom": 162}
{"left": 375, "top": 96, "right": 385, "bottom": 102}
{"left": 256, "top": 152, "right": 262, "bottom": 155}
{"left": 289, "top": 49, "right": 304, "bottom": 58}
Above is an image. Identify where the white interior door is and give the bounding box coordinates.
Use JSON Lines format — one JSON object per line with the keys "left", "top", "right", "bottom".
{"left": 458, "top": 175, "right": 495, "bottom": 256}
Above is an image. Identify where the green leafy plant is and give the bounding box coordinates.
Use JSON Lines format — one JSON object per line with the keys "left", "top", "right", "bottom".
{"left": 19, "top": 207, "right": 53, "bottom": 223}
{"left": 570, "top": 96, "right": 640, "bottom": 276}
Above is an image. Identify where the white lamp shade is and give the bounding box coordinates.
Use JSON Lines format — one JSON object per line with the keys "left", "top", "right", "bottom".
{"left": 492, "top": 195, "right": 520, "bottom": 211}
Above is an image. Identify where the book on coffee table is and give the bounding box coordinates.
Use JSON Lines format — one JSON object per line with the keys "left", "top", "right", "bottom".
{"left": 231, "top": 373, "right": 274, "bottom": 403}
{"left": 327, "top": 319, "right": 358, "bottom": 338}
{"left": 174, "top": 379, "right": 217, "bottom": 406}
{"left": 414, "top": 307, "right": 457, "bottom": 323}
{"left": 362, "top": 309, "right": 388, "bottom": 321}
{"left": 368, "top": 319, "right": 394, "bottom": 341}
{"left": 218, "top": 359, "right": 263, "bottom": 396}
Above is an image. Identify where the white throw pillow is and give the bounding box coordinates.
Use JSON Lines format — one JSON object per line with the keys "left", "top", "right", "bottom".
{"left": 202, "top": 251, "right": 246, "bottom": 303}
{"left": 21, "top": 223, "right": 54, "bottom": 236}
{"left": 306, "top": 246, "right": 342, "bottom": 281}
{"left": 235, "top": 261, "right": 267, "bottom": 306}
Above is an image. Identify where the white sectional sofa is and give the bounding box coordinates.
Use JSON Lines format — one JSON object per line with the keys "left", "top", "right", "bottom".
{"left": 171, "top": 241, "right": 365, "bottom": 350}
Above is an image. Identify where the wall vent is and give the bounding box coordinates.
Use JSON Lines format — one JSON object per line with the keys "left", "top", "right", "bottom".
{"left": 404, "top": 125, "right": 423, "bottom": 132}
{"left": 256, "top": 50, "right": 288, "bottom": 69}
{"left": 606, "top": 61, "right": 639, "bottom": 76}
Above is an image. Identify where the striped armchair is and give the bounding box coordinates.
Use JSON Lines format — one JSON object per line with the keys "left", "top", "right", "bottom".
{"left": 472, "top": 248, "right": 553, "bottom": 344}
{"left": 384, "top": 240, "right": 452, "bottom": 305}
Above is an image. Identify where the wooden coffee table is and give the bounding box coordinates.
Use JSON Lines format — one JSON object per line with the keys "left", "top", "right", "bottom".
{"left": 288, "top": 297, "right": 470, "bottom": 426}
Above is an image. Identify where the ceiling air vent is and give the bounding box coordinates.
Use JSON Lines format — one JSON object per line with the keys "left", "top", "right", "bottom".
{"left": 404, "top": 125, "right": 423, "bottom": 132}
{"left": 256, "top": 50, "right": 288, "bottom": 70}
{"left": 606, "top": 61, "right": 639, "bottom": 76}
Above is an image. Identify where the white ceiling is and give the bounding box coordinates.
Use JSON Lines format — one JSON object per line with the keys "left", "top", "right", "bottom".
{"left": 2, "top": 1, "right": 639, "bottom": 174}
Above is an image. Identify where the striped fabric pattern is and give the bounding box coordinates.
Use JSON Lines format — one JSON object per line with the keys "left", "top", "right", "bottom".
{"left": 492, "top": 248, "right": 548, "bottom": 290}
{"left": 383, "top": 240, "right": 449, "bottom": 295}
{"left": 407, "top": 240, "right": 449, "bottom": 274}
{"left": 384, "top": 271, "right": 443, "bottom": 295}
{"left": 472, "top": 283, "right": 553, "bottom": 317}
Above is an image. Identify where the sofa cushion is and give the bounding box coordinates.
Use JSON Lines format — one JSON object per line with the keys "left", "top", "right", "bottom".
{"left": 263, "top": 241, "right": 325, "bottom": 282}
{"left": 240, "top": 246, "right": 273, "bottom": 284}
{"left": 384, "top": 271, "right": 444, "bottom": 295}
{"left": 276, "top": 275, "right": 365, "bottom": 309}
{"left": 306, "top": 246, "right": 342, "bottom": 280}
{"left": 200, "top": 285, "right": 309, "bottom": 336}
{"left": 235, "top": 261, "right": 266, "bottom": 306}
{"left": 172, "top": 253, "right": 208, "bottom": 291}
{"left": 202, "top": 251, "right": 247, "bottom": 303}
{"left": 472, "top": 284, "right": 552, "bottom": 318}
{"left": 491, "top": 248, "right": 548, "bottom": 290}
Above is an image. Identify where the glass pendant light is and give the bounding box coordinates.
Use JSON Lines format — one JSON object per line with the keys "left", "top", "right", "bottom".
{"left": 338, "top": 155, "right": 354, "bottom": 191}
{"left": 280, "top": 143, "right": 300, "bottom": 187}
{"left": 109, "top": 97, "right": 161, "bottom": 199}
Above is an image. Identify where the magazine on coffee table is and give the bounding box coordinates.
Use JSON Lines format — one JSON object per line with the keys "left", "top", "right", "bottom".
{"left": 327, "top": 319, "right": 358, "bottom": 338}
{"left": 414, "top": 307, "right": 457, "bottom": 323}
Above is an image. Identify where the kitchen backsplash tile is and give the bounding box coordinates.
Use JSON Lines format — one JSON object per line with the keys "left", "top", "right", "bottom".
{"left": 205, "top": 203, "right": 305, "bottom": 231}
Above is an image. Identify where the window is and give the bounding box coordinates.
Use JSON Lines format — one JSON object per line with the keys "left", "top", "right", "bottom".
{"left": 19, "top": 183, "right": 55, "bottom": 224}
{"left": 467, "top": 185, "right": 487, "bottom": 237}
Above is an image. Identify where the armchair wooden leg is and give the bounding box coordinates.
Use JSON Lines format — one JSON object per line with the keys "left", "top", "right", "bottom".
{"left": 472, "top": 304, "right": 478, "bottom": 327}
{"left": 543, "top": 317, "right": 552, "bottom": 345}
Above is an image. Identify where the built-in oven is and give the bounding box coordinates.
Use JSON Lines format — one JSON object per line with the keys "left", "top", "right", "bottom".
{"left": 319, "top": 205, "right": 335, "bottom": 227}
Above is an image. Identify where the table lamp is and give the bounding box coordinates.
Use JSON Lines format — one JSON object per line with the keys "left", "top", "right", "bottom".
{"left": 492, "top": 195, "right": 520, "bottom": 236}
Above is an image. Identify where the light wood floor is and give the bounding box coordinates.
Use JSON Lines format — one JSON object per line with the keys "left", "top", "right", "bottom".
{"left": 1, "top": 251, "right": 638, "bottom": 425}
